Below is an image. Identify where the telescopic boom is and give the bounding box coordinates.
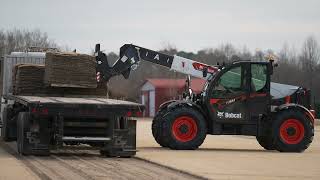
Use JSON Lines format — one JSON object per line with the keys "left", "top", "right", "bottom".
{"left": 95, "top": 44, "right": 219, "bottom": 82}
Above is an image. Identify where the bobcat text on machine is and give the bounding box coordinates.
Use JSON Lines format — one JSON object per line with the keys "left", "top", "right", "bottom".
{"left": 96, "top": 44, "right": 315, "bottom": 152}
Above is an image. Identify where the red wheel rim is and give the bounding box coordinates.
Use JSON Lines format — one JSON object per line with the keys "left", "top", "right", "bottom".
{"left": 279, "top": 119, "right": 305, "bottom": 145}
{"left": 171, "top": 116, "right": 198, "bottom": 142}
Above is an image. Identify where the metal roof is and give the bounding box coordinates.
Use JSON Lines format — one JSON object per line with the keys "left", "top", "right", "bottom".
{"left": 6, "top": 52, "right": 46, "bottom": 58}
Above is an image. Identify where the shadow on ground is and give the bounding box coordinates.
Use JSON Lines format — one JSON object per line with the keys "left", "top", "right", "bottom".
{"left": 138, "top": 146, "right": 276, "bottom": 153}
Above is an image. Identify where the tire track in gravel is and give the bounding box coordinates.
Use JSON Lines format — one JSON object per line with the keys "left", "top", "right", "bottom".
{"left": 49, "top": 155, "right": 95, "bottom": 180}
{"left": 26, "top": 156, "right": 69, "bottom": 180}
{"left": 70, "top": 153, "right": 154, "bottom": 179}
{"left": 52, "top": 153, "right": 119, "bottom": 179}
{"left": 62, "top": 150, "right": 200, "bottom": 180}
{"left": 1, "top": 142, "right": 203, "bottom": 180}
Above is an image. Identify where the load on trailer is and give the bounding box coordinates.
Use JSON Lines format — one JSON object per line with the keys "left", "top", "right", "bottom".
{"left": 96, "top": 44, "right": 315, "bottom": 152}
{"left": 0, "top": 51, "right": 143, "bottom": 157}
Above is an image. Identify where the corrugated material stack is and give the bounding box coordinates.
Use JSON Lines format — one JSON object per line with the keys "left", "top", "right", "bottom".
{"left": 12, "top": 52, "right": 108, "bottom": 97}
{"left": 12, "top": 65, "right": 18, "bottom": 94}
{"left": 44, "top": 52, "right": 97, "bottom": 88}
{"left": 13, "top": 64, "right": 47, "bottom": 95}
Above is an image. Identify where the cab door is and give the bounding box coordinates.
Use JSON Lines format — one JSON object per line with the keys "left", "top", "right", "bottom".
{"left": 247, "top": 63, "right": 270, "bottom": 120}
{"left": 208, "top": 63, "right": 250, "bottom": 123}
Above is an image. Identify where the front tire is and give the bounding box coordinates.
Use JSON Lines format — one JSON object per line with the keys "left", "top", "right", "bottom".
{"left": 152, "top": 108, "right": 170, "bottom": 147}
{"left": 272, "top": 110, "right": 314, "bottom": 152}
{"left": 162, "top": 107, "right": 207, "bottom": 150}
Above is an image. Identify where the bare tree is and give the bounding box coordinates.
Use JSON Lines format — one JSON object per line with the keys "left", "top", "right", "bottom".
{"left": 0, "top": 29, "right": 58, "bottom": 57}
{"left": 299, "top": 36, "right": 320, "bottom": 93}
{"left": 278, "top": 43, "right": 290, "bottom": 64}
{"left": 0, "top": 31, "right": 5, "bottom": 56}
{"left": 253, "top": 49, "right": 265, "bottom": 62}
{"left": 238, "top": 46, "right": 252, "bottom": 60}
{"left": 218, "top": 43, "right": 236, "bottom": 61}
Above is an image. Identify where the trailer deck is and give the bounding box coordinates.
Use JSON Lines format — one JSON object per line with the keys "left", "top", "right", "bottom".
{"left": 12, "top": 96, "right": 142, "bottom": 106}
{"left": 8, "top": 95, "right": 144, "bottom": 118}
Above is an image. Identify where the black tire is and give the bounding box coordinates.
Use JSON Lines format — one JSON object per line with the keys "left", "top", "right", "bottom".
{"left": 162, "top": 107, "right": 207, "bottom": 150}
{"left": 272, "top": 110, "right": 314, "bottom": 152}
{"left": 1, "top": 106, "right": 15, "bottom": 142}
{"left": 256, "top": 136, "right": 275, "bottom": 150}
{"left": 100, "top": 150, "right": 133, "bottom": 158}
{"left": 152, "top": 108, "right": 170, "bottom": 147}
{"left": 100, "top": 150, "right": 115, "bottom": 157}
{"left": 17, "top": 112, "right": 31, "bottom": 155}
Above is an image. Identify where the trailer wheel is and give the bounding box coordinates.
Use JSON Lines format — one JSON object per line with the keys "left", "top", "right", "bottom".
{"left": 272, "top": 110, "right": 314, "bottom": 152}
{"left": 162, "top": 107, "right": 207, "bottom": 150}
{"left": 17, "top": 112, "right": 31, "bottom": 155}
{"left": 256, "top": 136, "right": 274, "bottom": 150}
{"left": 1, "top": 106, "right": 16, "bottom": 142}
{"left": 100, "top": 150, "right": 133, "bottom": 158}
{"left": 152, "top": 108, "right": 170, "bottom": 147}
{"left": 100, "top": 150, "right": 115, "bottom": 157}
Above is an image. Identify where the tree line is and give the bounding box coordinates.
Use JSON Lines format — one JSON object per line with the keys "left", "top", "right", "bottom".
{"left": 0, "top": 29, "right": 58, "bottom": 56}
{"left": 108, "top": 36, "right": 320, "bottom": 107}
{"left": 0, "top": 29, "right": 319, "bottom": 108}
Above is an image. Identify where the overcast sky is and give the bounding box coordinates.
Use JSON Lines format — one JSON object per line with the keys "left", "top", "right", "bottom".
{"left": 0, "top": 0, "right": 319, "bottom": 53}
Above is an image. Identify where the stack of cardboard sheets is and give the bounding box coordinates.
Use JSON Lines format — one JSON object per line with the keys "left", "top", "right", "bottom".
{"left": 12, "top": 52, "right": 108, "bottom": 97}
{"left": 45, "top": 52, "right": 97, "bottom": 88}
{"left": 13, "top": 64, "right": 47, "bottom": 95}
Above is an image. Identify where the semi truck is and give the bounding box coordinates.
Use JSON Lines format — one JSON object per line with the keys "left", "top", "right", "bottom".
{"left": 0, "top": 51, "right": 144, "bottom": 157}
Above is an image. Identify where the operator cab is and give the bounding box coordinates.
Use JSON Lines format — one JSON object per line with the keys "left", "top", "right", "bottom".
{"left": 205, "top": 61, "right": 272, "bottom": 135}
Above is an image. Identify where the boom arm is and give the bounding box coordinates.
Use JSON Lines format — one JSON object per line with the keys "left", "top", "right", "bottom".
{"left": 95, "top": 44, "right": 219, "bottom": 82}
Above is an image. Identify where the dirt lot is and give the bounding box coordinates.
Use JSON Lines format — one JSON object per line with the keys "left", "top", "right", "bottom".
{"left": 0, "top": 141, "right": 200, "bottom": 180}
{"left": 0, "top": 119, "right": 319, "bottom": 180}
{"left": 137, "top": 119, "right": 320, "bottom": 180}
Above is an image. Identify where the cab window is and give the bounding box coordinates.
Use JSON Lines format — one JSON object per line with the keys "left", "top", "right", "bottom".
{"left": 251, "top": 64, "right": 267, "bottom": 92}
{"left": 212, "top": 65, "right": 246, "bottom": 98}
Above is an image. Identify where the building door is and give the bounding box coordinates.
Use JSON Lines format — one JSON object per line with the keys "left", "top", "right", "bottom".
{"left": 149, "top": 90, "right": 155, "bottom": 117}
{"left": 142, "top": 91, "right": 149, "bottom": 117}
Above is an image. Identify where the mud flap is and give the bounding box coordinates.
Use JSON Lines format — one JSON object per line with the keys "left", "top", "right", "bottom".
{"left": 20, "top": 114, "right": 50, "bottom": 155}
{"left": 101, "top": 119, "right": 136, "bottom": 157}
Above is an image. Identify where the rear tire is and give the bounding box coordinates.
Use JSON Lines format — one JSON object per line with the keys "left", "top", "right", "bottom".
{"left": 152, "top": 108, "right": 170, "bottom": 147}
{"left": 256, "top": 136, "right": 274, "bottom": 150}
{"left": 100, "top": 150, "right": 115, "bottom": 157}
{"left": 17, "top": 112, "right": 31, "bottom": 155}
{"left": 272, "top": 110, "right": 314, "bottom": 152}
{"left": 162, "top": 107, "right": 207, "bottom": 150}
{"left": 1, "top": 106, "right": 16, "bottom": 142}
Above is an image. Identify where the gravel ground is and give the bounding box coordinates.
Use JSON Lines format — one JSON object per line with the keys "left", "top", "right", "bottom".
{"left": 0, "top": 118, "right": 318, "bottom": 180}
{"left": 0, "top": 140, "right": 201, "bottom": 180}
{"left": 136, "top": 118, "right": 320, "bottom": 180}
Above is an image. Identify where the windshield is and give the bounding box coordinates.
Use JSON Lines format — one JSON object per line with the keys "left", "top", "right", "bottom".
{"left": 204, "top": 64, "right": 267, "bottom": 97}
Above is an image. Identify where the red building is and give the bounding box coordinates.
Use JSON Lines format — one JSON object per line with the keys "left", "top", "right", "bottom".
{"left": 140, "top": 78, "right": 205, "bottom": 117}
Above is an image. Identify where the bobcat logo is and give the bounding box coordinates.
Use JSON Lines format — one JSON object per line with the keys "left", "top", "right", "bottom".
{"left": 217, "top": 111, "right": 242, "bottom": 119}
{"left": 217, "top": 111, "right": 224, "bottom": 118}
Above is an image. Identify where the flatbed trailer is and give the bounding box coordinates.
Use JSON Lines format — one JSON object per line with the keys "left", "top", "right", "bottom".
{"left": 0, "top": 51, "right": 144, "bottom": 157}
{"left": 2, "top": 95, "right": 144, "bottom": 157}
